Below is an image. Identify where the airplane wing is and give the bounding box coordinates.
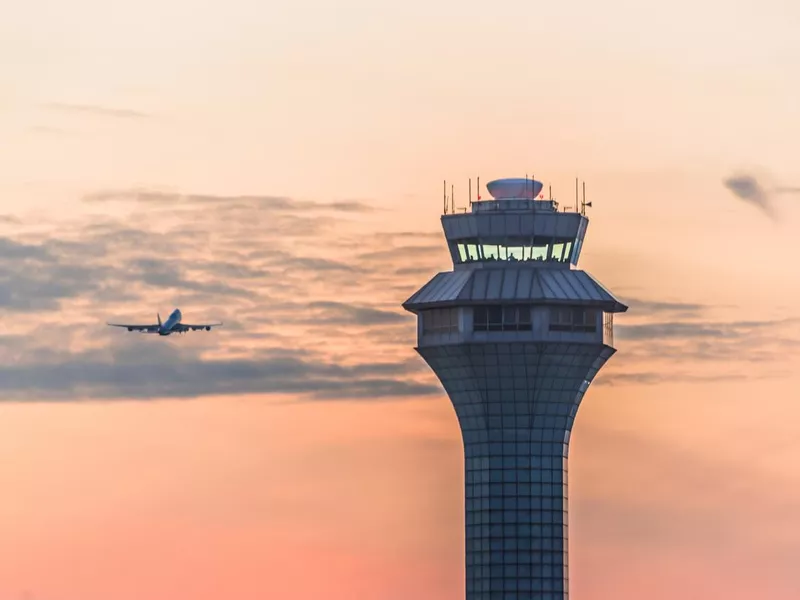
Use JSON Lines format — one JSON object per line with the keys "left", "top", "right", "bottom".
{"left": 173, "top": 322, "right": 223, "bottom": 332}
{"left": 107, "top": 322, "right": 160, "bottom": 333}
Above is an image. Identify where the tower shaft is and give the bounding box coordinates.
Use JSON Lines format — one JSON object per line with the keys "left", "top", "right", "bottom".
{"left": 420, "top": 342, "right": 613, "bottom": 598}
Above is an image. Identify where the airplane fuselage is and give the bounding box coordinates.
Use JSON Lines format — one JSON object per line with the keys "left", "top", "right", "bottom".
{"left": 159, "top": 308, "right": 182, "bottom": 335}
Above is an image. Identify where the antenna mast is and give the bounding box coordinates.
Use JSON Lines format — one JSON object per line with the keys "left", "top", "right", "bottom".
{"left": 443, "top": 180, "right": 447, "bottom": 214}
{"left": 581, "top": 181, "right": 593, "bottom": 216}
{"left": 575, "top": 177, "right": 579, "bottom": 213}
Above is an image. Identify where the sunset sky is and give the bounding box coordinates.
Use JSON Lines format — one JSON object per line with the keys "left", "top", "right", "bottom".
{"left": 2, "top": 1, "right": 800, "bottom": 598}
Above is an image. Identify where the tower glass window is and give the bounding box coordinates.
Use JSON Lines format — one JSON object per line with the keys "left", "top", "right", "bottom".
{"left": 549, "top": 306, "right": 598, "bottom": 332}
{"left": 421, "top": 307, "right": 459, "bottom": 334}
{"left": 473, "top": 305, "right": 532, "bottom": 332}
{"left": 454, "top": 237, "right": 577, "bottom": 265}
{"left": 562, "top": 240, "right": 574, "bottom": 261}
{"left": 482, "top": 244, "right": 500, "bottom": 260}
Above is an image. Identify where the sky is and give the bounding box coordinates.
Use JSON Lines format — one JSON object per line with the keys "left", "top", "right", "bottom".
{"left": 1, "top": 0, "right": 800, "bottom": 598}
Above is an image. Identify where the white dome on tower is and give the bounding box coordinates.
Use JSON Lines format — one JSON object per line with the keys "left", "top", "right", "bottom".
{"left": 486, "top": 177, "right": 544, "bottom": 200}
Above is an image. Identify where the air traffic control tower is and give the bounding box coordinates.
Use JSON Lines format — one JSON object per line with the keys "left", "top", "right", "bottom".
{"left": 402, "top": 177, "right": 628, "bottom": 599}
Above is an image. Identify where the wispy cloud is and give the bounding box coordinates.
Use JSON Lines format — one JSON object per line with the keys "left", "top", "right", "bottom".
{"left": 604, "top": 294, "right": 800, "bottom": 384}
{"left": 0, "top": 343, "right": 437, "bottom": 402}
{"left": 0, "top": 185, "right": 795, "bottom": 401}
{"left": 615, "top": 318, "right": 797, "bottom": 342}
{"left": 620, "top": 298, "right": 706, "bottom": 318}
{"left": 305, "top": 301, "right": 412, "bottom": 326}
{"left": 27, "top": 125, "right": 73, "bottom": 136}
{"left": 0, "top": 188, "right": 435, "bottom": 402}
{"left": 82, "top": 189, "right": 376, "bottom": 212}
{"left": 43, "top": 102, "right": 151, "bottom": 119}
{"left": 594, "top": 370, "right": 774, "bottom": 387}
{"left": 723, "top": 170, "right": 800, "bottom": 219}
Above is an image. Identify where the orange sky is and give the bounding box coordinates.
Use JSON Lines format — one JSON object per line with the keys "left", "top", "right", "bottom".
{"left": 1, "top": 1, "right": 800, "bottom": 598}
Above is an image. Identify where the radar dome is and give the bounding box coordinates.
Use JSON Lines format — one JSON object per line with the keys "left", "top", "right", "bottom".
{"left": 486, "top": 177, "right": 544, "bottom": 200}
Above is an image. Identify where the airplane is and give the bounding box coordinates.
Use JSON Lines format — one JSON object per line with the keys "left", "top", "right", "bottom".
{"left": 107, "top": 308, "right": 222, "bottom": 336}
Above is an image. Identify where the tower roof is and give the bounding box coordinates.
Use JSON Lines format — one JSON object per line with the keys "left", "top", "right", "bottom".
{"left": 403, "top": 268, "right": 628, "bottom": 313}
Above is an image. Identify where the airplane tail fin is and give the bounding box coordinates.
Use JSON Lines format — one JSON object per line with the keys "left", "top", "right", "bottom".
{"left": 157, "top": 313, "right": 162, "bottom": 327}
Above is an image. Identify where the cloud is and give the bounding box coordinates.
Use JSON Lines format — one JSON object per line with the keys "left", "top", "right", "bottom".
{"left": 620, "top": 297, "right": 706, "bottom": 318}
{"left": 723, "top": 170, "right": 800, "bottom": 219}
{"left": 723, "top": 172, "right": 772, "bottom": 216}
{"left": 27, "top": 125, "right": 72, "bottom": 136}
{"left": 603, "top": 293, "right": 800, "bottom": 383}
{"left": 0, "top": 238, "right": 124, "bottom": 311}
{"left": 306, "top": 301, "right": 411, "bottom": 326}
{"left": 82, "top": 189, "right": 376, "bottom": 213}
{"left": 357, "top": 245, "right": 446, "bottom": 264}
{"left": 594, "top": 370, "right": 762, "bottom": 386}
{"left": 1, "top": 182, "right": 795, "bottom": 401}
{"left": 43, "top": 102, "right": 151, "bottom": 119}
{"left": 0, "top": 343, "right": 438, "bottom": 402}
{"left": 615, "top": 318, "right": 794, "bottom": 342}
{"left": 605, "top": 316, "right": 800, "bottom": 385}
{"left": 123, "top": 257, "right": 256, "bottom": 298}
{"left": 0, "top": 187, "right": 439, "bottom": 402}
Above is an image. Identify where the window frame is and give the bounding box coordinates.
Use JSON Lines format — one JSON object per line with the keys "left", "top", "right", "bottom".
{"left": 421, "top": 307, "right": 460, "bottom": 334}
{"left": 453, "top": 236, "right": 576, "bottom": 265}
{"left": 548, "top": 306, "right": 598, "bottom": 333}
{"left": 473, "top": 304, "right": 532, "bottom": 332}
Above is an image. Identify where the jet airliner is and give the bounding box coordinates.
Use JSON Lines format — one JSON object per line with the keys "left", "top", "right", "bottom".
{"left": 107, "top": 309, "right": 222, "bottom": 336}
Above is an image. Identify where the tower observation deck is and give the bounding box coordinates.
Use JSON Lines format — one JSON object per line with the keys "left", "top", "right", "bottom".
{"left": 402, "top": 177, "right": 628, "bottom": 599}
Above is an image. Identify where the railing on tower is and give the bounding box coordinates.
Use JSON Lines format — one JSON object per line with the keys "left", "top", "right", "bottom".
{"left": 441, "top": 177, "right": 590, "bottom": 215}
{"left": 603, "top": 312, "right": 614, "bottom": 347}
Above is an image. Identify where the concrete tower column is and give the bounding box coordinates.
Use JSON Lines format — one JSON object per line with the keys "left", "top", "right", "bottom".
{"left": 403, "top": 177, "right": 628, "bottom": 599}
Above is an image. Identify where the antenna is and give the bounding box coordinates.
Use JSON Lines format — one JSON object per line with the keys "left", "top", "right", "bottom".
{"left": 477, "top": 176, "right": 481, "bottom": 201}
{"left": 451, "top": 184, "right": 455, "bottom": 214}
{"left": 549, "top": 185, "right": 552, "bottom": 200}
{"left": 469, "top": 178, "right": 472, "bottom": 205}
{"left": 575, "top": 177, "right": 579, "bottom": 213}
{"left": 443, "top": 180, "right": 447, "bottom": 214}
{"left": 529, "top": 173, "right": 535, "bottom": 249}
{"left": 581, "top": 181, "right": 593, "bottom": 216}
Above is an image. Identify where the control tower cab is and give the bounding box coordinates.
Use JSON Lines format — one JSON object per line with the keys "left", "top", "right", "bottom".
{"left": 447, "top": 177, "right": 586, "bottom": 269}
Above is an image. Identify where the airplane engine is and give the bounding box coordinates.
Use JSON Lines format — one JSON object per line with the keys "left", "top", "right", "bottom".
{"left": 205, "top": 326, "right": 211, "bottom": 331}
